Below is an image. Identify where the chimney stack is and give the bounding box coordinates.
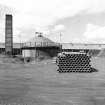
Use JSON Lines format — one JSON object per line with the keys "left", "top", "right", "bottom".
{"left": 5, "top": 14, "right": 13, "bottom": 55}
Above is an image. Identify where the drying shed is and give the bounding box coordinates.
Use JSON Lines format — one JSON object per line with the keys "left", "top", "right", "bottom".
{"left": 22, "top": 34, "right": 61, "bottom": 59}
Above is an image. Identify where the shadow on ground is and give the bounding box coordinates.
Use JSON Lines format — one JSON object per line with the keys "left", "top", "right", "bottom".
{"left": 91, "top": 67, "right": 98, "bottom": 72}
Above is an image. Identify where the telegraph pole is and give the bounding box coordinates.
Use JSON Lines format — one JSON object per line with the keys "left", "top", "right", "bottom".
{"left": 18, "top": 34, "right": 22, "bottom": 55}
{"left": 59, "top": 32, "right": 62, "bottom": 53}
{"left": 60, "top": 32, "right": 62, "bottom": 43}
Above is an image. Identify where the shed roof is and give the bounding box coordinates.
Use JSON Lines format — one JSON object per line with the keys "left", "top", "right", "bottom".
{"left": 23, "top": 35, "right": 60, "bottom": 47}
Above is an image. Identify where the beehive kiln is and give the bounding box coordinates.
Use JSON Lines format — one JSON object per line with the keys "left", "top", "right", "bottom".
{"left": 56, "top": 52, "right": 92, "bottom": 73}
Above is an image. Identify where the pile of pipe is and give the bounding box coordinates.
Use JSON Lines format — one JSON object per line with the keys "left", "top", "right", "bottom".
{"left": 56, "top": 52, "right": 92, "bottom": 73}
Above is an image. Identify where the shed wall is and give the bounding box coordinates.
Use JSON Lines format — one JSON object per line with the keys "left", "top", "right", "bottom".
{"left": 22, "top": 49, "right": 51, "bottom": 59}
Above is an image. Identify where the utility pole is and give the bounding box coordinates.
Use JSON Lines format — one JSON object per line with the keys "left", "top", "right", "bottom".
{"left": 34, "top": 32, "right": 37, "bottom": 62}
{"left": 18, "top": 34, "right": 22, "bottom": 55}
{"left": 59, "top": 32, "right": 62, "bottom": 53}
{"left": 60, "top": 32, "right": 62, "bottom": 43}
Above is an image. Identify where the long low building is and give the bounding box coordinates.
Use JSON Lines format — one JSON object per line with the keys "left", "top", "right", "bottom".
{"left": 62, "top": 43, "right": 105, "bottom": 50}
{"left": 0, "top": 43, "right": 21, "bottom": 55}
{"left": 0, "top": 42, "right": 104, "bottom": 57}
{"left": 61, "top": 43, "right": 105, "bottom": 56}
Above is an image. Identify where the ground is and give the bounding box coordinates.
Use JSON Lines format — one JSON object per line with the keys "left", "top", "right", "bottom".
{"left": 0, "top": 57, "right": 105, "bottom": 105}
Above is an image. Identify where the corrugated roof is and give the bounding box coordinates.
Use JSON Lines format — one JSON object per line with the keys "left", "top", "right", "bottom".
{"left": 28, "top": 35, "right": 53, "bottom": 43}
{"left": 23, "top": 35, "right": 60, "bottom": 47}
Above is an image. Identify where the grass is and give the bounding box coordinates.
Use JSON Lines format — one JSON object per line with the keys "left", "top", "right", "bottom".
{"left": 0, "top": 57, "right": 104, "bottom": 105}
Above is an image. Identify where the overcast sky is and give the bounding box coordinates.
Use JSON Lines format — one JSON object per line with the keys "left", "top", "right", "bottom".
{"left": 0, "top": 0, "right": 105, "bottom": 43}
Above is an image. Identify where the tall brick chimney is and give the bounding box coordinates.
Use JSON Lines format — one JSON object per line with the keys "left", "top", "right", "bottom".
{"left": 5, "top": 14, "right": 13, "bottom": 55}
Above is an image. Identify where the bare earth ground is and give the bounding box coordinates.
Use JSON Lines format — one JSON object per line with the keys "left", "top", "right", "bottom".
{"left": 0, "top": 57, "right": 105, "bottom": 105}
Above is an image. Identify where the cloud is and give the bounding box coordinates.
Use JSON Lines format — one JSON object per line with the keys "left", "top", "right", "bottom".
{"left": 0, "top": 4, "right": 13, "bottom": 19}
{"left": 1, "top": 0, "right": 105, "bottom": 28}
{"left": 35, "top": 27, "right": 50, "bottom": 35}
{"left": 0, "top": 0, "right": 105, "bottom": 42}
{"left": 83, "top": 24, "right": 105, "bottom": 43}
{"left": 0, "top": 4, "right": 14, "bottom": 42}
{"left": 53, "top": 24, "right": 65, "bottom": 32}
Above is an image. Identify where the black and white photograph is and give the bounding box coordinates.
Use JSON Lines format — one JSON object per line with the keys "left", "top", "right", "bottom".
{"left": 0, "top": 0, "right": 105, "bottom": 105}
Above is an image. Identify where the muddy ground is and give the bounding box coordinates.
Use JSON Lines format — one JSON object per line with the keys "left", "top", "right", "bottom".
{"left": 0, "top": 57, "right": 104, "bottom": 105}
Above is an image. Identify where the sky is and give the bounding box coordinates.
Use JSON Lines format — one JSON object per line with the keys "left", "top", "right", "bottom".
{"left": 0, "top": 0, "right": 105, "bottom": 43}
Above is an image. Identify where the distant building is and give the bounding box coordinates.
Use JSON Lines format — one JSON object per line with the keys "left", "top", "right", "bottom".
{"left": 0, "top": 41, "right": 104, "bottom": 57}
{"left": 0, "top": 43, "right": 21, "bottom": 55}
{"left": 61, "top": 43, "right": 105, "bottom": 56}
{"left": 62, "top": 43, "right": 105, "bottom": 50}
